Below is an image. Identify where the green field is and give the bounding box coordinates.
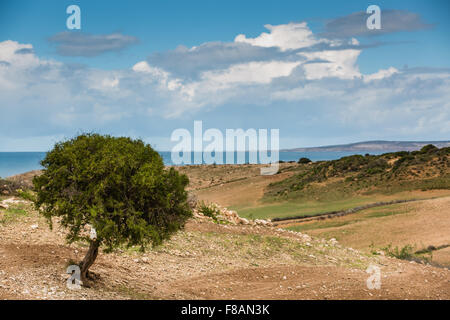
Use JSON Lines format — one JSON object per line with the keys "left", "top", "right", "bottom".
{"left": 285, "top": 203, "right": 408, "bottom": 232}
{"left": 231, "top": 191, "right": 444, "bottom": 220}
{"left": 231, "top": 197, "right": 376, "bottom": 220}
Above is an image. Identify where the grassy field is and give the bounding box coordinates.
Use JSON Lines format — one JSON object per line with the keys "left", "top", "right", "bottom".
{"left": 233, "top": 196, "right": 383, "bottom": 220}
{"left": 286, "top": 203, "right": 409, "bottom": 233}
{"left": 284, "top": 197, "right": 450, "bottom": 267}
{"left": 232, "top": 188, "right": 450, "bottom": 220}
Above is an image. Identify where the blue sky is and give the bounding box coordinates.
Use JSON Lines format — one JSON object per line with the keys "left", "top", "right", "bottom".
{"left": 0, "top": 0, "right": 449, "bottom": 151}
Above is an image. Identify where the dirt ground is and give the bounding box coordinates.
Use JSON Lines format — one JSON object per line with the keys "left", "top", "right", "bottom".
{"left": 0, "top": 201, "right": 449, "bottom": 300}
{"left": 177, "top": 163, "right": 296, "bottom": 207}
{"left": 195, "top": 169, "right": 295, "bottom": 207}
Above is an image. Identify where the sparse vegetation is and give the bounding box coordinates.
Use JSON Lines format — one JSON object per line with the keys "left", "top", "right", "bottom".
{"left": 298, "top": 157, "right": 312, "bottom": 164}
{"left": 198, "top": 201, "right": 220, "bottom": 222}
{"left": 1, "top": 145, "right": 449, "bottom": 298}
{"left": 0, "top": 206, "right": 29, "bottom": 224}
{"left": 267, "top": 145, "right": 450, "bottom": 202}
{"left": 16, "top": 189, "right": 35, "bottom": 202}
{"left": 287, "top": 219, "right": 359, "bottom": 232}
{"left": 0, "top": 178, "right": 26, "bottom": 196}
{"left": 0, "top": 155, "right": 449, "bottom": 299}
{"left": 381, "top": 244, "right": 432, "bottom": 263}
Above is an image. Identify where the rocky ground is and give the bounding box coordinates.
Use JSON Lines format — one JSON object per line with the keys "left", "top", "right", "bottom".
{"left": 0, "top": 197, "right": 449, "bottom": 300}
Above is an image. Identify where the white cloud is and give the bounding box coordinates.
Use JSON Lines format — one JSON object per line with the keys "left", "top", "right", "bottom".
{"left": 300, "top": 49, "right": 361, "bottom": 80}
{"left": 200, "top": 60, "right": 301, "bottom": 85}
{"left": 133, "top": 61, "right": 168, "bottom": 77}
{"left": 0, "top": 40, "right": 41, "bottom": 69}
{"left": 0, "top": 21, "right": 449, "bottom": 150}
{"left": 363, "top": 67, "right": 399, "bottom": 82}
{"left": 235, "top": 22, "right": 320, "bottom": 51}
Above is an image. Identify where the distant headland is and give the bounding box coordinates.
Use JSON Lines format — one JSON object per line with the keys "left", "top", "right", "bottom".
{"left": 282, "top": 140, "right": 450, "bottom": 152}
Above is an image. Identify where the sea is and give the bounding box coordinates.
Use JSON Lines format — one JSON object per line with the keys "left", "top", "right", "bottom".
{"left": 0, "top": 150, "right": 388, "bottom": 178}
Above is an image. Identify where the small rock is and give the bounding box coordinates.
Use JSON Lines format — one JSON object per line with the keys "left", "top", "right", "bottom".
{"left": 329, "top": 238, "right": 338, "bottom": 245}
{"left": 239, "top": 218, "right": 249, "bottom": 225}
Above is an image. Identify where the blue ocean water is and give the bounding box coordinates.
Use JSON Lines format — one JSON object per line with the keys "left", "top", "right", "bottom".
{"left": 0, "top": 152, "right": 47, "bottom": 178}
{"left": 0, "top": 150, "right": 387, "bottom": 178}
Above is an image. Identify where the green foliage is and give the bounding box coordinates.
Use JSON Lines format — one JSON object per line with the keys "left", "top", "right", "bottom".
{"left": 33, "top": 134, "right": 191, "bottom": 251}
{"left": 420, "top": 144, "right": 438, "bottom": 154}
{"left": 0, "top": 207, "right": 29, "bottom": 224}
{"left": 298, "top": 157, "right": 312, "bottom": 164}
{"left": 369, "top": 243, "right": 379, "bottom": 255}
{"left": 198, "top": 201, "right": 220, "bottom": 222}
{"left": 265, "top": 146, "right": 450, "bottom": 200}
{"left": 381, "top": 244, "right": 431, "bottom": 263}
{"left": 17, "top": 189, "right": 36, "bottom": 202}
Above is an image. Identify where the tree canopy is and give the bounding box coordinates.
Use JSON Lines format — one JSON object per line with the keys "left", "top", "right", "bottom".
{"left": 33, "top": 134, "right": 191, "bottom": 282}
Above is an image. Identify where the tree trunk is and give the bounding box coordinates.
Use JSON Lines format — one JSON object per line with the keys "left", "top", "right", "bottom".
{"left": 79, "top": 240, "right": 100, "bottom": 285}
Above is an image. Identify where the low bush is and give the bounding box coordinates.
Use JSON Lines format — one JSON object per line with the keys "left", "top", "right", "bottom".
{"left": 198, "top": 201, "right": 220, "bottom": 222}
{"left": 381, "top": 244, "right": 432, "bottom": 263}
{"left": 298, "top": 157, "right": 312, "bottom": 164}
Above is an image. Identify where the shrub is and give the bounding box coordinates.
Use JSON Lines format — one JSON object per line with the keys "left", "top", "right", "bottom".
{"left": 0, "top": 179, "right": 24, "bottom": 196}
{"left": 420, "top": 144, "right": 438, "bottom": 154}
{"left": 381, "top": 244, "right": 431, "bottom": 263}
{"left": 298, "top": 157, "right": 312, "bottom": 164}
{"left": 17, "top": 189, "right": 36, "bottom": 202}
{"left": 33, "top": 134, "right": 191, "bottom": 283}
{"left": 198, "top": 201, "right": 220, "bottom": 222}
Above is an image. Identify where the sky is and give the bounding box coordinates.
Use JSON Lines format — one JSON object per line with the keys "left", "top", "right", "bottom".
{"left": 0, "top": 0, "right": 449, "bottom": 151}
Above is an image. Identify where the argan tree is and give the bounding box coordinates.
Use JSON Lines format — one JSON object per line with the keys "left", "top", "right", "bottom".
{"left": 33, "top": 134, "right": 191, "bottom": 283}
